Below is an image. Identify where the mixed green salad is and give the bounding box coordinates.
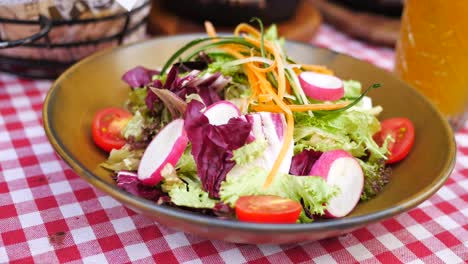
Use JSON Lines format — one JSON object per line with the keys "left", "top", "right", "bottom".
{"left": 91, "top": 21, "right": 414, "bottom": 223}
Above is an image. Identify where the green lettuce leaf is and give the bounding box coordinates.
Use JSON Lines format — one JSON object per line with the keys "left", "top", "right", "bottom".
{"left": 100, "top": 145, "right": 144, "bottom": 172}
{"left": 126, "top": 88, "right": 148, "bottom": 115}
{"left": 175, "top": 145, "right": 197, "bottom": 175}
{"left": 207, "top": 53, "right": 241, "bottom": 77}
{"left": 231, "top": 138, "right": 268, "bottom": 165}
{"left": 152, "top": 73, "right": 167, "bottom": 84}
{"left": 359, "top": 159, "right": 391, "bottom": 201}
{"left": 161, "top": 164, "right": 216, "bottom": 208}
{"left": 299, "top": 211, "right": 314, "bottom": 223}
{"left": 224, "top": 83, "right": 251, "bottom": 101}
{"left": 264, "top": 24, "right": 285, "bottom": 54}
{"left": 219, "top": 167, "right": 338, "bottom": 222}
{"left": 122, "top": 110, "right": 145, "bottom": 140}
{"left": 293, "top": 106, "right": 392, "bottom": 201}
{"left": 207, "top": 53, "right": 250, "bottom": 100}
{"left": 294, "top": 109, "right": 387, "bottom": 160}
{"left": 264, "top": 24, "right": 279, "bottom": 40}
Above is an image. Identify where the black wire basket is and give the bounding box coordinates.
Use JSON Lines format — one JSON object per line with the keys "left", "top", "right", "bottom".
{"left": 0, "top": 0, "right": 151, "bottom": 79}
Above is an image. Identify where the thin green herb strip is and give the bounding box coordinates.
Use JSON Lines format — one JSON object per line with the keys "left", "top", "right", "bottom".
{"left": 285, "top": 70, "right": 304, "bottom": 104}
{"left": 315, "top": 83, "right": 382, "bottom": 115}
{"left": 250, "top": 18, "right": 266, "bottom": 62}
{"left": 161, "top": 36, "right": 251, "bottom": 74}
{"left": 160, "top": 37, "right": 220, "bottom": 74}
{"left": 251, "top": 18, "right": 278, "bottom": 88}
{"left": 182, "top": 39, "right": 258, "bottom": 61}
{"left": 286, "top": 57, "right": 297, "bottom": 64}
{"left": 267, "top": 73, "right": 278, "bottom": 88}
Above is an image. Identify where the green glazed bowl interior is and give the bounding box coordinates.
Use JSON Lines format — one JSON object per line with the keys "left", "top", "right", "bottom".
{"left": 43, "top": 34, "right": 456, "bottom": 244}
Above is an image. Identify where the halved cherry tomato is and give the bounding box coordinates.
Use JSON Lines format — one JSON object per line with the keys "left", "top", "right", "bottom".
{"left": 235, "top": 195, "right": 302, "bottom": 224}
{"left": 92, "top": 107, "right": 132, "bottom": 152}
{"left": 373, "top": 117, "right": 415, "bottom": 164}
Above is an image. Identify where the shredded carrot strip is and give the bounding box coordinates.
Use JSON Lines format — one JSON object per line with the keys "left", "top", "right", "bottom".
{"left": 249, "top": 60, "right": 277, "bottom": 73}
{"left": 219, "top": 46, "right": 265, "bottom": 106}
{"left": 301, "top": 64, "right": 334, "bottom": 75}
{"left": 258, "top": 94, "right": 273, "bottom": 103}
{"left": 285, "top": 76, "right": 291, "bottom": 95}
{"left": 251, "top": 102, "right": 350, "bottom": 112}
{"left": 221, "top": 46, "right": 244, "bottom": 59}
{"left": 204, "top": 21, "right": 217, "bottom": 38}
{"left": 263, "top": 113, "right": 294, "bottom": 188}
{"left": 251, "top": 71, "right": 283, "bottom": 108}
{"left": 289, "top": 102, "right": 350, "bottom": 111}
{"left": 243, "top": 36, "right": 286, "bottom": 100}
{"left": 222, "top": 44, "right": 250, "bottom": 54}
{"left": 243, "top": 47, "right": 277, "bottom": 73}
{"left": 293, "top": 68, "right": 301, "bottom": 75}
{"left": 234, "top": 23, "right": 261, "bottom": 38}
{"left": 250, "top": 104, "right": 283, "bottom": 113}
{"left": 243, "top": 37, "right": 277, "bottom": 59}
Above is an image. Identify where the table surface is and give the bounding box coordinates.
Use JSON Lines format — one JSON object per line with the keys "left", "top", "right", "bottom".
{"left": 1, "top": 24, "right": 467, "bottom": 264}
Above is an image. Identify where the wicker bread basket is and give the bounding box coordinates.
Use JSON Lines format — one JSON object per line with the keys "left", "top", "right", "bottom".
{"left": 0, "top": 0, "right": 151, "bottom": 79}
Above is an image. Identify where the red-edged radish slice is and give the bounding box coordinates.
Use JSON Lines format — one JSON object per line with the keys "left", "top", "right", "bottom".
{"left": 299, "top": 72, "right": 344, "bottom": 101}
{"left": 309, "top": 150, "right": 364, "bottom": 218}
{"left": 203, "top": 100, "right": 241, "bottom": 125}
{"left": 138, "top": 119, "right": 188, "bottom": 185}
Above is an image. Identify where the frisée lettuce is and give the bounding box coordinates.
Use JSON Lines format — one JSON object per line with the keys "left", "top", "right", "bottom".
{"left": 220, "top": 167, "right": 339, "bottom": 218}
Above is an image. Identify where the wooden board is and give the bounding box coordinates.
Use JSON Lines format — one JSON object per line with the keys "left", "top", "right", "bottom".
{"left": 147, "top": 0, "right": 322, "bottom": 42}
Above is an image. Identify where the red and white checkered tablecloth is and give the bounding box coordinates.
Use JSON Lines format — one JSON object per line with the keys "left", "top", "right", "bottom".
{"left": 1, "top": 24, "right": 467, "bottom": 264}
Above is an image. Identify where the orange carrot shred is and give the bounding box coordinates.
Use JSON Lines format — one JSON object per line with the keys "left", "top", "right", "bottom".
{"left": 204, "top": 21, "right": 217, "bottom": 38}
{"left": 301, "top": 64, "right": 334, "bottom": 75}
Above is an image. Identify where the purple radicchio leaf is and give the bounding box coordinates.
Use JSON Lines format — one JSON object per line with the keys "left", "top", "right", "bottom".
{"left": 188, "top": 73, "right": 224, "bottom": 106}
{"left": 116, "top": 171, "right": 162, "bottom": 201}
{"left": 289, "top": 149, "right": 323, "bottom": 176}
{"left": 144, "top": 65, "right": 230, "bottom": 113}
{"left": 122, "top": 66, "right": 159, "bottom": 88}
{"left": 149, "top": 87, "right": 187, "bottom": 119}
{"left": 184, "top": 100, "right": 252, "bottom": 198}
{"left": 212, "top": 202, "right": 236, "bottom": 220}
{"left": 163, "top": 65, "right": 180, "bottom": 90}
{"left": 145, "top": 79, "right": 162, "bottom": 112}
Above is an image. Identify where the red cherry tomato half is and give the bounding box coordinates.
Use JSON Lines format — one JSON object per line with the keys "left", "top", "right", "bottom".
{"left": 374, "top": 117, "right": 415, "bottom": 164}
{"left": 235, "top": 195, "right": 302, "bottom": 224}
{"left": 91, "top": 107, "right": 132, "bottom": 152}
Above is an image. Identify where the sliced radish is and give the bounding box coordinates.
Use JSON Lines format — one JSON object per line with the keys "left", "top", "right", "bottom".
{"left": 228, "top": 112, "right": 293, "bottom": 178}
{"left": 203, "top": 100, "right": 241, "bottom": 125}
{"left": 258, "top": 112, "right": 293, "bottom": 173}
{"left": 309, "top": 150, "right": 364, "bottom": 218}
{"left": 138, "top": 119, "right": 188, "bottom": 185}
{"left": 299, "top": 71, "right": 344, "bottom": 101}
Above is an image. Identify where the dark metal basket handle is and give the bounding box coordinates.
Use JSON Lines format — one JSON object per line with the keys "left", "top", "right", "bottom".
{"left": 0, "top": 15, "right": 52, "bottom": 49}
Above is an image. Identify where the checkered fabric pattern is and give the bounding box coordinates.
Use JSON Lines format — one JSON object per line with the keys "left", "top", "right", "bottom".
{"left": 1, "top": 24, "right": 467, "bottom": 264}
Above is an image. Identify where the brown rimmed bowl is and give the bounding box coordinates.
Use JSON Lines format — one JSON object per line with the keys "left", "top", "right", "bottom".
{"left": 43, "top": 34, "right": 455, "bottom": 244}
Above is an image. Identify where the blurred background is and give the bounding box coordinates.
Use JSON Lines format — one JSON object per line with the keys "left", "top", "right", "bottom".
{"left": 149, "top": 0, "right": 402, "bottom": 45}
{"left": 0, "top": 0, "right": 403, "bottom": 79}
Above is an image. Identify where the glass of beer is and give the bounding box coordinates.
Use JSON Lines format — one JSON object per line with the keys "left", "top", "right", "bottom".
{"left": 395, "top": 1, "right": 468, "bottom": 130}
